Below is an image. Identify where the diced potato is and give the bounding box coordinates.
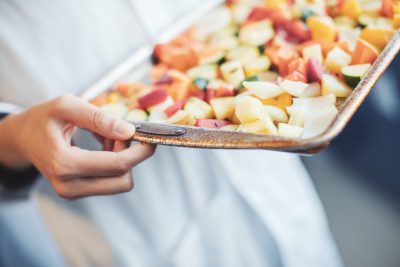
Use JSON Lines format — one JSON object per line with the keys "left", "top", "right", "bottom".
{"left": 293, "top": 94, "right": 337, "bottom": 107}
{"left": 302, "top": 105, "right": 339, "bottom": 138}
{"left": 244, "top": 56, "right": 272, "bottom": 76}
{"left": 287, "top": 94, "right": 337, "bottom": 127}
{"left": 148, "top": 109, "right": 167, "bottom": 123}
{"left": 258, "top": 71, "right": 279, "bottom": 82}
{"left": 235, "top": 96, "right": 264, "bottom": 123}
{"left": 147, "top": 96, "right": 174, "bottom": 113}
{"left": 279, "top": 79, "right": 309, "bottom": 97}
{"left": 199, "top": 50, "right": 225, "bottom": 66}
{"left": 325, "top": 47, "right": 352, "bottom": 74}
{"left": 196, "top": 6, "right": 232, "bottom": 39}
{"left": 239, "top": 19, "right": 275, "bottom": 47}
{"left": 227, "top": 46, "right": 260, "bottom": 66}
{"left": 101, "top": 102, "right": 128, "bottom": 119}
{"left": 321, "top": 74, "right": 352, "bottom": 97}
{"left": 277, "top": 123, "right": 304, "bottom": 138}
{"left": 243, "top": 81, "right": 284, "bottom": 100}
{"left": 302, "top": 43, "right": 323, "bottom": 64}
{"left": 187, "top": 64, "right": 218, "bottom": 80}
{"left": 300, "top": 83, "right": 321, "bottom": 98}
{"left": 210, "top": 97, "right": 236, "bottom": 120}
{"left": 124, "top": 109, "right": 148, "bottom": 122}
{"left": 166, "top": 110, "right": 196, "bottom": 126}
{"left": 220, "top": 124, "right": 239, "bottom": 132}
{"left": 210, "top": 35, "right": 238, "bottom": 50}
{"left": 232, "top": 3, "right": 253, "bottom": 24}
{"left": 264, "top": 105, "right": 289, "bottom": 123}
{"left": 221, "top": 60, "right": 246, "bottom": 88}
{"left": 184, "top": 97, "right": 214, "bottom": 119}
{"left": 237, "top": 117, "right": 278, "bottom": 135}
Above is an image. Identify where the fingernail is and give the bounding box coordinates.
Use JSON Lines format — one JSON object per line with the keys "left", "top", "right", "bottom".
{"left": 114, "top": 120, "right": 135, "bottom": 139}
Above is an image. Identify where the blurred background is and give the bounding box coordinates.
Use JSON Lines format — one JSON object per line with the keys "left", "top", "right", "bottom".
{"left": 303, "top": 54, "right": 400, "bottom": 267}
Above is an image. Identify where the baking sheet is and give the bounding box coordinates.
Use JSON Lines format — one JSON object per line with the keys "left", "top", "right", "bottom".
{"left": 81, "top": 1, "right": 400, "bottom": 154}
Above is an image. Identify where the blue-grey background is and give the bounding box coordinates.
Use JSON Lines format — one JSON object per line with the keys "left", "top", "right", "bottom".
{"left": 303, "top": 54, "right": 400, "bottom": 267}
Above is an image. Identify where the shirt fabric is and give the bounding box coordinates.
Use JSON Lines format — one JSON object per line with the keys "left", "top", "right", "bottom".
{"left": 0, "top": 1, "right": 343, "bottom": 267}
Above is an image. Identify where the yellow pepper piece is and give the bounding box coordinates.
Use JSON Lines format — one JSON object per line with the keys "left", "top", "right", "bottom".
{"left": 307, "top": 16, "right": 337, "bottom": 43}
{"left": 341, "top": 0, "right": 361, "bottom": 19}
{"left": 359, "top": 28, "right": 395, "bottom": 49}
{"left": 262, "top": 98, "right": 279, "bottom": 106}
{"left": 276, "top": 93, "right": 293, "bottom": 112}
{"left": 107, "top": 92, "right": 121, "bottom": 103}
{"left": 265, "top": 0, "right": 287, "bottom": 9}
{"left": 394, "top": 14, "right": 400, "bottom": 29}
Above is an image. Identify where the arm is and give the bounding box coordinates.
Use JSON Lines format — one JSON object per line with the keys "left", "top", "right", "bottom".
{"left": 0, "top": 94, "right": 156, "bottom": 199}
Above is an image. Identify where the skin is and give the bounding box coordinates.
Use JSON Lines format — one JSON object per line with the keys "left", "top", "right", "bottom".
{"left": 0, "top": 94, "right": 156, "bottom": 200}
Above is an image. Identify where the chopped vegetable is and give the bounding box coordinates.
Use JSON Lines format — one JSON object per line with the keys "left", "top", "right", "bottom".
{"left": 184, "top": 97, "right": 214, "bottom": 119}
{"left": 164, "top": 101, "right": 185, "bottom": 117}
{"left": 325, "top": 47, "right": 352, "bottom": 74}
{"left": 351, "top": 38, "right": 379, "bottom": 64}
{"left": 125, "top": 109, "right": 148, "bottom": 122}
{"left": 166, "top": 110, "right": 196, "bottom": 126}
{"left": 277, "top": 123, "right": 304, "bottom": 138}
{"left": 239, "top": 19, "right": 275, "bottom": 47}
{"left": 306, "top": 58, "right": 325, "bottom": 83}
{"left": 342, "top": 63, "right": 371, "bottom": 87}
{"left": 220, "top": 60, "right": 246, "bottom": 88}
{"left": 210, "top": 97, "right": 236, "bottom": 120}
{"left": 192, "top": 78, "right": 209, "bottom": 91}
{"left": 307, "top": 16, "right": 337, "bottom": 42}
{"left": 321, "top": 74, "right": 353, "bottom": 97}
{"left": 243, "top": 81, "right": 284, "bottom": 100}
{"left": 195, "top": 119, "right": 231, "bottom": 129}
{"left": 235, "top": 96, "right": 264, "bottom": 123}
{"left": 93, "top": 0, "right": 389, "bottom": 138}
{"left": 138, "top": 89, "right": 168, "bottom": 109}
{"left": 359, "top": 27, "right": 395, "bottom": 49}
{"left": 280, "top": 79, "right": 309, "bottom": 97}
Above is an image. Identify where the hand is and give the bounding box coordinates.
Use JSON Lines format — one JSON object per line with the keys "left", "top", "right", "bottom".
{"left": 0, "top": 95, "right": 156, "bottom": 199}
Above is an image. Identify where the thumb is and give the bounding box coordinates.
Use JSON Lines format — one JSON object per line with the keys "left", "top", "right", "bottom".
{"left": 53, "top": 95, "right": 135, "bottom": 140}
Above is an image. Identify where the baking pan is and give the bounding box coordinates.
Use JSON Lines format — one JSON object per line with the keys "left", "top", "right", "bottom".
{"left": 81, "top": 0, "right": 400, "bottom": 154}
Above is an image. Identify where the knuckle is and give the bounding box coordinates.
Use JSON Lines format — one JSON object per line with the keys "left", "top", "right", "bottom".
{"left": 54, "top": 183, "right": 77, "bottom": 200}
{"left": 121, "top": 176, "right": 134, "bottom": 192}
{"left": 53, "top": 94, "right": 76, "bottom": 111}
{"left": 111, "top": 161, "right": 129, "bottom": 176}
{"left": 91, "top": 109, "right": 109, "bottom": 130}
{"left": 50, "top": 161, "right": 68, "bottom": 178}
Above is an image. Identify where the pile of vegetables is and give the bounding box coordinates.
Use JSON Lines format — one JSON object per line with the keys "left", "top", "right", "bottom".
{"left": 91, "top": 0, "right": 398, "bottom": 138}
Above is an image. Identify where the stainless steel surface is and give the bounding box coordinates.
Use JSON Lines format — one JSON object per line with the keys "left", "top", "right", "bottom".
{"left": 81, "top": 2, "right": 400, "bottom": 154}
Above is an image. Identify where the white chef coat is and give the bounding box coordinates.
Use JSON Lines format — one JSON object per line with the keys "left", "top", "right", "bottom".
{"left": 0, "top": 1, "right": 343, "bottom": 267}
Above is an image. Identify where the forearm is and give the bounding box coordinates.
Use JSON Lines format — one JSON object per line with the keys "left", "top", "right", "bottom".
{"left": 0, "top": 114, "right": 31, "bottom": 170}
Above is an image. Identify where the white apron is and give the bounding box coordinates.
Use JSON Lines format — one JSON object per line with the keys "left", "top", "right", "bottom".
{"left": 0, "top": 1, "right": 342, "bottom": 267}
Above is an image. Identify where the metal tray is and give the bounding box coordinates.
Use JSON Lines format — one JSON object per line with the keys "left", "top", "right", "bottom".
{"left": 81, "top": 0, "right": 400, "bottom": 154}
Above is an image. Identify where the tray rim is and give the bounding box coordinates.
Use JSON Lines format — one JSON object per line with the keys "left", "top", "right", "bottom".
{"left": 80, "top": 2, "right": 400, "bottom": 154}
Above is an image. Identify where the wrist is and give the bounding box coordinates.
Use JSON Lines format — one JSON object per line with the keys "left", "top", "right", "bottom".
{"left": 0, "top": 113, "right": 31, "bottom": 170}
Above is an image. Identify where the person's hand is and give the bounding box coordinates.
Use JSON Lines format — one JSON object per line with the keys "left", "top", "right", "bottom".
{"left": 0, "top": 95, "right": 156, "bottom": 199}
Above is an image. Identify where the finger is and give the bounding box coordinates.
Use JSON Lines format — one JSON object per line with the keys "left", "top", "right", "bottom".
{"left": 61, "top": 143, "right": 156, "bottom": 178}
{"left": 103, "top": 139, "right": 114, "bottom": 152}
{"left": 113, "top": 140, "right": 129, "bottom": 152}
{"left": 55, "top": 173, "right": 134, "bottom": 200}
{"left": 52, "top": 95, "right": 135, "bottom": 140}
